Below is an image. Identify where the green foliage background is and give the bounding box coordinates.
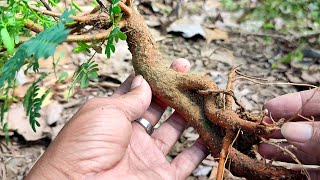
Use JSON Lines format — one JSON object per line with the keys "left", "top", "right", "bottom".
{"left": 221, "top": 0, "right": 320, "bottom": 35}
{"left": 0, "top": 0, "right": 126, "bottom": 138}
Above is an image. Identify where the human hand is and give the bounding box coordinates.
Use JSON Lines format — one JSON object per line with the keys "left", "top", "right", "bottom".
{"left": 26, "top": 58, "right": 209, "bottom": 180}
{"left": 258, "top": 88, "right": 320, "bottom": 179}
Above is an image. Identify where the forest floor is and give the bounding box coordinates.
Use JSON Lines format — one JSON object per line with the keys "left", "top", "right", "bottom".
{"left": 1, "top": 0, "right": 319, "bottom": 179}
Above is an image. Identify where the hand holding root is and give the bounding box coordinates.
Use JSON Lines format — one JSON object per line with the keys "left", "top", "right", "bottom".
{"left": 259, "top": 88, "right": 320, "bottom": 180}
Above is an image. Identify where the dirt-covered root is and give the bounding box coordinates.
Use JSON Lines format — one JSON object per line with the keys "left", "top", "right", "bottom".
{"left": 228, "top": 148, "right": 306, "bottom": 180}
{"left": 122, "top": 5, "right": 306, "bottom": 180}
{"left": 205, "top": 108, "right": 280, "bottom": 135}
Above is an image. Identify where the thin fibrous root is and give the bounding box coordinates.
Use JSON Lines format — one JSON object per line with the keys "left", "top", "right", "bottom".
{"left": 199, "top": 89, "right": 245, "bottom": 111}
{"left": 260, "top": 137, "right": 311, "bottom": 180}
{"left": 237, "top": 76, "right": 318, "bottom": 89}
{"left": 298, "top": 114, "right": 315, "bottom": 122}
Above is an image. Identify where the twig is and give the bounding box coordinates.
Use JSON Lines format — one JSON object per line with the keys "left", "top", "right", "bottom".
{"left": 66, "top": 20, "right": 127, "bottom": 42}
{"left": 96, "top": 0, "right": 108, "bottom": 12}
{"left": 22, "top": 18, "right": 126, "bottom": 42}
{"left": 39, "top": 0, "right": 52, "bottom": 11}
{"left": 29, "top": 5, "right": 110, "bottom": 23}
{"left": 237, "top": 76, "right": 318, "bottom": 89}
{"left": 225, "top": 67, "right": 238, "bottom": 110}
{"left": 38, "top": 0, "right": 59, "bottom": 21}
{"left": 126, "top": 0, "right": 132, "bottom": 7}
{"left": 24, "top": 19, "right": 44, "bottom": 33}
{"left": 235, "top": 69, "right": 268, "bottom": 82}
{"left": 90, "top": 5, "right": 100, "bottom": 14}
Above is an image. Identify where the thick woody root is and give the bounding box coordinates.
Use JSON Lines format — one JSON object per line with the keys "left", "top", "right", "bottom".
{"left": 216, "top": 68, "right": 237, "bottom": 180}
{"left": 228, "top": 148, "right": 303, "bottom": 180}
{"left": 123, "top": 7, "right": 306, "bottom": 180}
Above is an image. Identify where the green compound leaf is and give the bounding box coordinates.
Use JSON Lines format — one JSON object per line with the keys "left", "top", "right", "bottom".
{"left": 23, "top": 23, "right": 70, "bottom": 60}
{"left": 0, "top": 10, "right": 73, "bottom": 88}
{"left": 1, "top": 27, "right": 15, "bottom": 55}
{"left": 105, "top": 26, "right": 126, "bottom": 58}
{"left": 3, "top": 122, "right": 9, "bottom": 144}
{"left": 112, "top": 5, "right": 121, "bottom": 14}
{"left": 74, "top": 42, "right": 91, "bottom": 53}
{"left": 118, "top": 30, "right": 127, "bottom": 40}
{"left": 23, "top": 73, "right": 50, "bottom": 132}
{"left": 68, "top": 60, "right": 99, "bottom": 96}
{"left": 59, "top": 9, "right": 75, "bottom": 23}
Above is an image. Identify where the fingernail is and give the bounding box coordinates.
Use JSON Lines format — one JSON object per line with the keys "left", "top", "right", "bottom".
{"left": 281, "top": 122, "right": 313, "bottom": 143}
{"left": 131, "top": 75, "right": 143, "bottom": 89}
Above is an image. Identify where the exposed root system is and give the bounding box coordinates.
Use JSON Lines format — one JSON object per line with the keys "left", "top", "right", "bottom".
{"left": 26, "top": 1, "right": 307, "bottom": 179}
{"left": 123, "top": 6, "right": 306, "bottom": 180}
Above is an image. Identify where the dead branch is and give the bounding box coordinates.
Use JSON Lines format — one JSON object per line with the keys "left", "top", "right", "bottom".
{"left": 66, "top": 20, "right": 127, "bottom": 42}
{"left": 39, "top": 0, "right": 52, "bottom": 11}
{"left": 24, "top": 19, "right": 44, "bottom": 33}
{"left": 29, "top": 5, "right": 110, "bottom": 24}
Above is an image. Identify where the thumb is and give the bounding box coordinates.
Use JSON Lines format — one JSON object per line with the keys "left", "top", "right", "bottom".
{"left": 116, "top": 75, "right": 152, "bottom": 121}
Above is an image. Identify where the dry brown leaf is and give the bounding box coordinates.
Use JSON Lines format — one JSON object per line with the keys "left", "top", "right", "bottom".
{"left": 6, "top": 104, "right": 51, "bottom": 141}
{"left": 5, "top": 102, "right": 63, "bottom": 141}
{"left": 204, "top": 27, "right": 229, "bottom": 43}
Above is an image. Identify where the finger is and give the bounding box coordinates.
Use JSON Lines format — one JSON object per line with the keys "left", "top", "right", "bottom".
{"left": 258, "top": 142, "right": 320, "bottom": 165}
{"left": 262, "top": 121, "right": 320, "bottom": 151}
{"left": 289, "top": 167, "right": 320, "bottom": 180}
{"left": 264, "top": 88, "right": 320, "bottom": 121}
{"left": 172, "top": 139, "right": 209, "bottom": 179}
{"left": 116, "top": 75, "right": 152, "bottom": 121}
{"left": 170, "top": 58, "right": 191, "bottom": 73}
{"left": 280, "top": 122, "right": 320, "bottom": 158}
{"left": 152, "top": 112, "right": 188, "bottom": 154}
{"left": 112, "top": 72, "right": 135, "bottom": 97}
{"left": 304, "top": 169, "right": 320, "bottom": 180}
{"left": 140, "top": 58, "right": 191, "bottom": 125}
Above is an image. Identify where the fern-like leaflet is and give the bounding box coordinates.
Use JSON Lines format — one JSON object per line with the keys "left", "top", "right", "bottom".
{"left": 0, "top": 9, "right": 74, "bottom": 133}
{"left": 105, "top": 0, "right": 127, "bottom": 58}
{"left": 0, "top": 9, "right": 74, "bottom": 88}
{"left": 23, "top": 73, "right": 50, "bottom": 132}
{"left": 68, "top": 59, "right": 99, "bottom": 96}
